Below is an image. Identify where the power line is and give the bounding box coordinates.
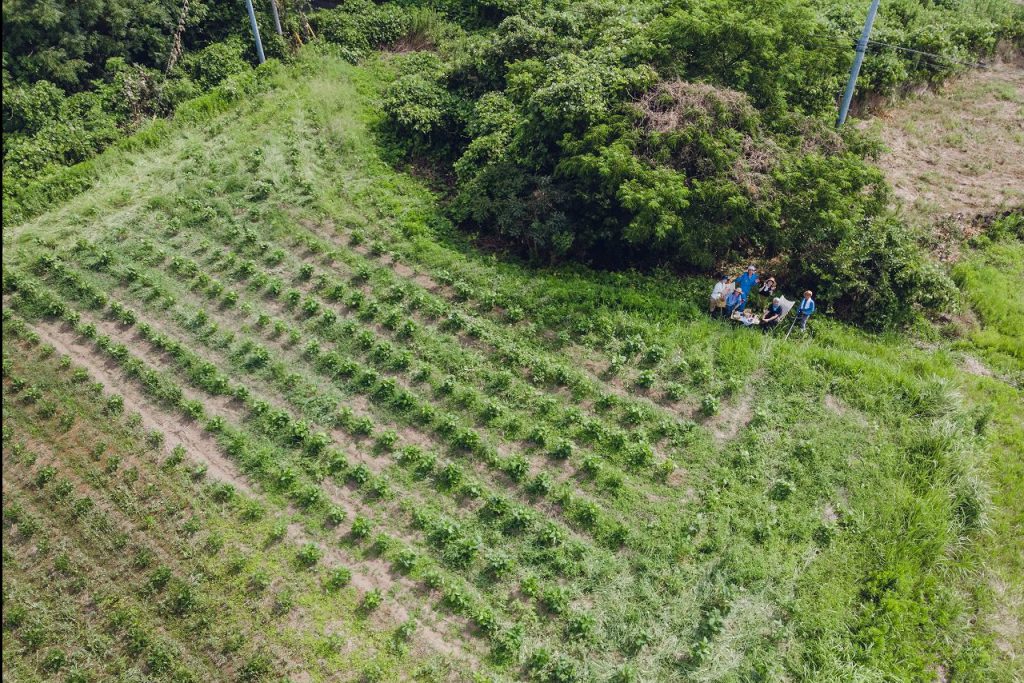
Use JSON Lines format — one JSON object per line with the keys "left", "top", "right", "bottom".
{"left": 865, "top": 39, "right": 989, "bottom": 69}
{"left": 825, "top": 36, "right": 990, "bottom": 70}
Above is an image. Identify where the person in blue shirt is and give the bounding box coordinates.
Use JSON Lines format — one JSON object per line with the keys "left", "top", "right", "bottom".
{"left": 796, "top": 290, "right": 815, "bottom": 330}
{"left": 725, "top": 288, "right": 745, "bottom": 317}
{"left": 734, "top": 265, "right": 760, "bottom": 309}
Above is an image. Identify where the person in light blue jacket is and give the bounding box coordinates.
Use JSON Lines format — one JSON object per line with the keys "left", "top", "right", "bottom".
{"left": 795, "top": 290, "right": 815, "bottom": 330}
{"left": 725, "top": 288, "right": 745, "bottom": 317}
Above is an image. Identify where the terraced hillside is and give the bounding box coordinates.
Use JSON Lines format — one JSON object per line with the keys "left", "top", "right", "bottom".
{"left": 3, "top": 53, "right": 1022, "bottom": 682}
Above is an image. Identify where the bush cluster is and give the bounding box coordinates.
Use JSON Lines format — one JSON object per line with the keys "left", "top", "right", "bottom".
{"left": 1, "top": 0, "right": 298, "bottom": 213}
{"left": 360, "top": 0, "right": 1020, "bottom": 325}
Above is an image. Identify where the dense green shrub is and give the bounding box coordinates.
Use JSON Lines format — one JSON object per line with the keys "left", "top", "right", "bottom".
{"left": 373, "top": 0, "right": 1019, "bottom": 325}
{"left": 2, "top": 0, "right": 284, "bottom": 206}
{"left": 180, "top": 38, "right": 249, "bottom": 90}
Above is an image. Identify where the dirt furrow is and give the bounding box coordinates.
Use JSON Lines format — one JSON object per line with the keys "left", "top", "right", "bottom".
{"left": 20, "top": 317, "right": 486, "bottom": 666}
{"left": 30, "top": 318, "right": 256, "bottom": 496}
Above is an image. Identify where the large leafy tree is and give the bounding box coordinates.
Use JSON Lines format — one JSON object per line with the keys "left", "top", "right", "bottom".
{"left": 2, "top": 0, "right": 178, "bottom": 90}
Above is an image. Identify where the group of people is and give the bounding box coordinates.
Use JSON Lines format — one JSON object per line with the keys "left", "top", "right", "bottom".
{"left": 709, "top": 265, "right": 816, "bottom": 332}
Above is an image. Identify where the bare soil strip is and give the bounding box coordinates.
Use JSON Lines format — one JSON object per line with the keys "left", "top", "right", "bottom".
{"left": 23, "top": 318, "right": 484, "bottom": 666}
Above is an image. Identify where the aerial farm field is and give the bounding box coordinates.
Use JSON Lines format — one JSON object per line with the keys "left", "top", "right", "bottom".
{"left": 2, "top": 31, "right": 1022, "bottom": 683}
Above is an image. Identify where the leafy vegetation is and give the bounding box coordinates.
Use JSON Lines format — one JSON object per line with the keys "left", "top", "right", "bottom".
{"left": 4, "top": 0, "right": 1023, "bottom": 326}
{"left": 2, "top": 47, "right": 1021, "bottom": 682}
{"left": 1, "top": 0, "right": 296, "bottom": 209}
{"left": 362, "top": 0, "right": 1021, "bottom": 326}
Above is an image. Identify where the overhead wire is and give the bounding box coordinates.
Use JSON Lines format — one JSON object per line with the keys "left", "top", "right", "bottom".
{"left": 864, "top": 39, "right": 989, "bottom": 69}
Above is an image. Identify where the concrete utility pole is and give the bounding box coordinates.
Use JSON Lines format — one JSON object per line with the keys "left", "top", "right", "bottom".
{"left": 245, "top": 0, "right": 266, "bottom": 64}
{"left": 837, "top": 0, "right": 881, "bottom": 126}
{"left": 269, "top": 0, "right": 283, "bottom": 36}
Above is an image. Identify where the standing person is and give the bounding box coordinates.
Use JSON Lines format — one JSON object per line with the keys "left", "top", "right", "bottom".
{"left": 717, "top": 276, "right": 736, "bottom": 316}
{"left": 761, "top": 297, "right": 783, "bottom": 331}
{"left": 709, "top": 274, "right": 729, "bottom": 316}
{"left": 753, "top": 275, "right": 776, "bottom": 310}
{"left": 795, "top": 290, "right": 815, "bottom": 331}
{"left": 735, "top": 265, "right": 759, "bottom": 310}
{"left": 725, "top": 288, "right": 745, "bottom": 318}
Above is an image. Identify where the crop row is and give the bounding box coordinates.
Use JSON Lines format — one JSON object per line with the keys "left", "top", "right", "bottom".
{"left": 282, "top": 205, "right": 709, "bottom": 398}
{"left": 2, "top": 399, "right": 267, "bottom": 678}
{"left": 40, "top": 247, "right": 652, "bottom": 558}
{"left": 100, "top": 228, "right": 696, "bottom": 534}
{"left": 4, "top": 291, "right": 597, "bottom": 670}
{"left": 4, "top": 308, "right": 522, "bottom": 663}
{"left": 145, "top": 217, "right": 698, "bottom": 452}
{"left": 29, "top": 258, "right": 622, "bottom": 581}
{"left": 2, "top": 333, "right": 420, "bottom": 678}
{"left": 46, "top": 233, "right": 710, "bottom": 601}
{"left": 41, "top": 250, "right": 720, "bottom": 667}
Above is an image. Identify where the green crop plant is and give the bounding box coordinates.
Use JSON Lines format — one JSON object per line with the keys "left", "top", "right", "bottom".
{"left": 350, "top": 515, "right": 372, "bottom": 540}
{"left": 297, "top": 543, "right": 323, "bottom": 568}
{"left": 323, "top": 504, "right": 347, "bottom": 528}
{"left": 501, "top": 455, "right": 529, "bottom": 483}
{"left": 437, "top": 462, "right": 464, "bottom": 490}
{"left": 526, "top": 472, "right": 553, "bottom": 496}
{"left": 32, "top": 465, "right": 57, "bottom": 488}
{"left": 700, "top": 394, "right": 720, "bottom": 416}
{"left": 324, "top": 566, "right": 353, "bottom": 592}
{"left": 361, "top": 589, "right": 383, "bottom": 612}
{"left": 549, "top": 440, "right": 573, "bottom": 460}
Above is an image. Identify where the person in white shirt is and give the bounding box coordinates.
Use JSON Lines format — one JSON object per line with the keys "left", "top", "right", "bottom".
{"left": 709, "top": 274, "right": 729, "bottom": 316}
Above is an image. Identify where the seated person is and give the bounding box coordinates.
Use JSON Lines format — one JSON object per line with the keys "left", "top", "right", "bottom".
{"left": 725, "top": 289, "right": 745, "bottom": 317}
{"left": 762, "top": 298, "right": 783, "bottom": 329}
{"left": 740, "top": 309, "right": 759, "bottom": 326}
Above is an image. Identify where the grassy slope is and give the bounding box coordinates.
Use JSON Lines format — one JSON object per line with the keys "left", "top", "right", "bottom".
{"left": 870, "top": 56, "right": 1024, "bottom": 675}
{"left": 954, "top": 240, "right": 1024, "bottom": 669}
{"left": 3, "top": 50, "right": 1021, "bottom": 681}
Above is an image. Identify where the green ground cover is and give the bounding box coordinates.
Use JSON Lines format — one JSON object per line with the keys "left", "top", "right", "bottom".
{"left": 3, "top": 51, "right": 1021, "bottom": 682}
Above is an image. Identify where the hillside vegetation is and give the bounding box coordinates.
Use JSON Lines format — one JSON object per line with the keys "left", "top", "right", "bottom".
{"left": 4, "top": 0, "right": 1024, "bottom": 327}
{"left": 3, "top": 51, "right": 1022, "bottom": 682}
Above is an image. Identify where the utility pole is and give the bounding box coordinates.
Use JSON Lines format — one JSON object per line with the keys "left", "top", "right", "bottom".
{"left": 245, "top": 0, "right": 266, "bottom": 64}
{"left": 837, "top": 0, "right": 881, "bottom": 126}
{"left": 269, "top": 0, "right": 283, "bottom": 36}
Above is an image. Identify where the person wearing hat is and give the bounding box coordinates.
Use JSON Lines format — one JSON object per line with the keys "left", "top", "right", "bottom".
{"left": 758, "top": 276, "right": 776, "bottom": 297}
{"left": 795, "top": 290, "right": 815, "bottom": 331}
{"left": 725, "top": 287, "right": 745, "bottom": 318}
{"left": 709, "top": 273, "right": 729, "bottom": 316}
{"left": 734, "top": 265, "right": 760, "bottom": 310}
